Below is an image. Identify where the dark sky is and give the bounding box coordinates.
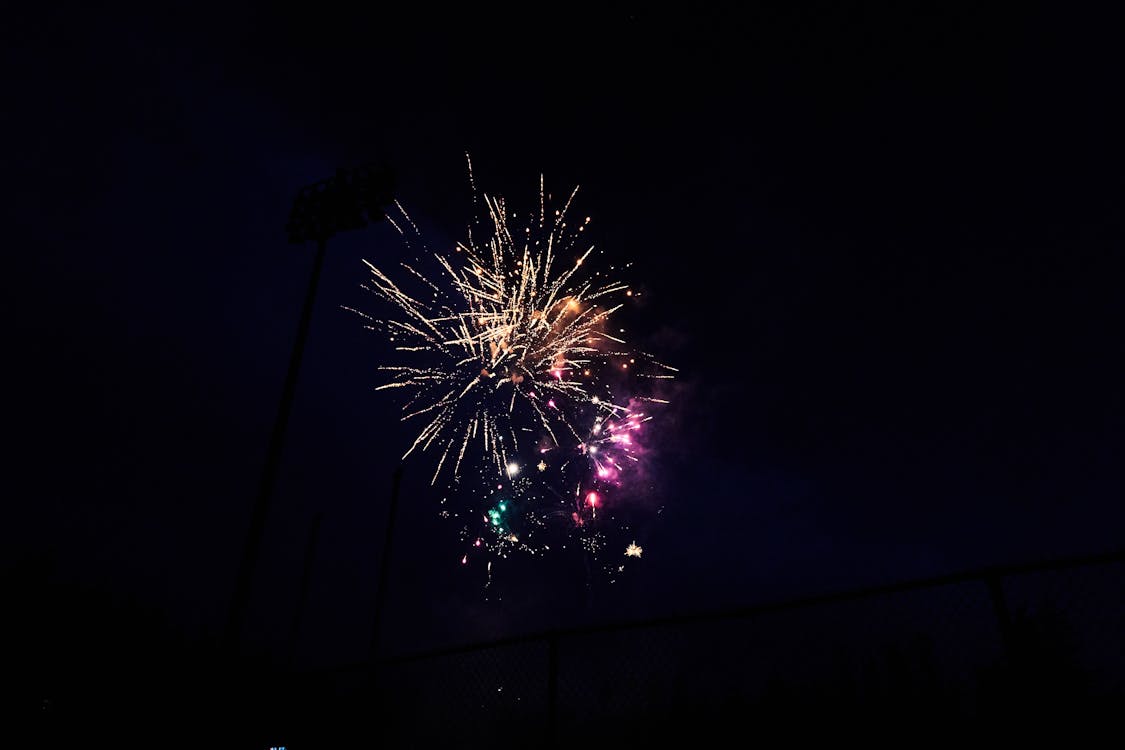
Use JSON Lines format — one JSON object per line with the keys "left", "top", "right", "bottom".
{"left": 6, "top": 4, "right": 1124, "bottom": 668}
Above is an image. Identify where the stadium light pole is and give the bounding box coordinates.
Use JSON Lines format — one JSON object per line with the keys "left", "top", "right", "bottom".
{"left": 224, "top": 163, "right": 395, "bottom": 660}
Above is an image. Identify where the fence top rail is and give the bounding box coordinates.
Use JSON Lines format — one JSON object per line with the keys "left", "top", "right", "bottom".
{"left": 361, "top": 547, "right": 1124, "bottom": 668}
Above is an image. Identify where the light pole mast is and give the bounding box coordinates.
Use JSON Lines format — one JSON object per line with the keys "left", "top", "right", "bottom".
{"left": 224, "top": 163, "right": 395, "bottom": 659}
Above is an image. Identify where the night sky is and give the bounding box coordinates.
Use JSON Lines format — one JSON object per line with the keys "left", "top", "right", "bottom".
{"left": 7, "top": 4, "right": 1124, "bottom": 673}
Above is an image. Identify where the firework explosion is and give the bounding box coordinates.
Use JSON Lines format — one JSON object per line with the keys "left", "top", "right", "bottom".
{"left": 349, "top": 157, "right": 675, "bottom": 575}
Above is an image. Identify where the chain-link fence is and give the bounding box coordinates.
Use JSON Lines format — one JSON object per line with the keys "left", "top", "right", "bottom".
{"left": 361, "top": 551, "right": 1123, "bottom": 745}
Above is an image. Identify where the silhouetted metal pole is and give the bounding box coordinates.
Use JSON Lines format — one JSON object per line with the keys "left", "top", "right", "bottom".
{"left": 224, "top": 164, "right": 394, "bottom": 659}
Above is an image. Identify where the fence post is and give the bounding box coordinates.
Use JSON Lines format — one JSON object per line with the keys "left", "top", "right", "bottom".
{"left": 547, "top": 633, "right": 560, "bottom": 746}
{"left": 986, "top": 574, "right": 1015, "bottom": 659}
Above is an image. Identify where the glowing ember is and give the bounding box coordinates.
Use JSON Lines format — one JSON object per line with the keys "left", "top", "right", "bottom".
{"left": 350, "top": 156, "right": 676, "bottom": 575}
